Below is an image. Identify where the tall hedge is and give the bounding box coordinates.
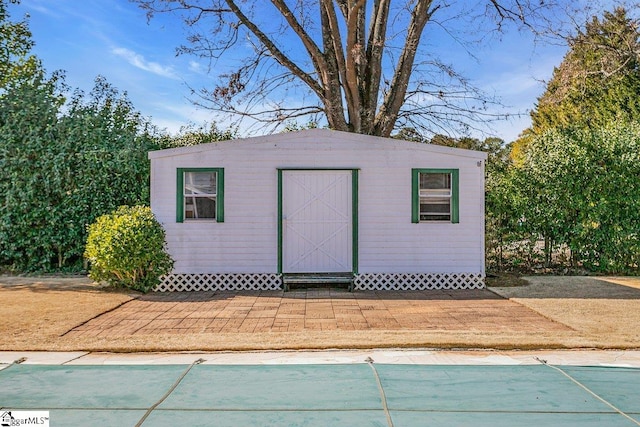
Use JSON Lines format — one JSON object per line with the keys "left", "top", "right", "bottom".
{"left": 0, "top": 76, "right": 159, "bottom": 271}
{"left": 507, "top": 123, "right": 640, "bottom": 273}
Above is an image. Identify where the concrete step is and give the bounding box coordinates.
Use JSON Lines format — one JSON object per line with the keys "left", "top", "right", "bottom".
{"left": 283, "top": 273, "right": 354, "bottom": 291}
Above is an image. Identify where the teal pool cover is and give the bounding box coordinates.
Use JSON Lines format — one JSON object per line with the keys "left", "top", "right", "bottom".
{"left": 1, "top": 361, "right": 639, "bottom": 426}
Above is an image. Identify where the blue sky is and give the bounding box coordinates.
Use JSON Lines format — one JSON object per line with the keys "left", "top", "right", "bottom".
{"left": 11, "top": 0, "right": 574, "bottom": 142}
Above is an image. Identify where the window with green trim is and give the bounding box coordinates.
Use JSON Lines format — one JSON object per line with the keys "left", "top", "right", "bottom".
{"left": 412, "top": 169, "right": 459, "bottom": 223}
{"left": 177, "top": 168, "right": 224, "bottom": 222}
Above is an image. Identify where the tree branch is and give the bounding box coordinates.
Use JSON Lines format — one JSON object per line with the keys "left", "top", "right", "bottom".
{"left": 270, "top": 0, "right": 326, "bottom": 73}
{"left": 223, "top": 0, "right": 324, "bottom": 97}
{"left": 375, "top": 0, "right": 437, "bottom": 136}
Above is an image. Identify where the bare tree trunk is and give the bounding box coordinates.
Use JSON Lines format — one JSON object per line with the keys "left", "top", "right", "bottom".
{"left": 362, "top": 0, "right": 390, "bottom": 133}
{"left": 374, "top": 0, "right": 436, "bottom": 137}
{"left": 544, "top": 236, "right": 553, "bottom": 268}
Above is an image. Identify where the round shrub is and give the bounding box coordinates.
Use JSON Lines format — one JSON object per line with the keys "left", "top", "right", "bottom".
{"left": 84, "top": 206, "right": 174, "bottom": 292}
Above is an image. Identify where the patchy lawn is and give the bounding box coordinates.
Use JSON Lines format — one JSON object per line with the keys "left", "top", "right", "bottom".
{"left": 0, "top": 276, "right": 134, "bottom": 350}
{"left": 490, "top": 275, "right": 640, "bottom": 345}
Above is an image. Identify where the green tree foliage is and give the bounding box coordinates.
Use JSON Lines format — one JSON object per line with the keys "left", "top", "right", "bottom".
{"left": 0, "top": 71, "right": 66, "bottom": 270}
{"left": 0, "top": 76, "right": 160, "bottom": 271}
{"left": 392, "top": 127, "right": 426, "bottom": 143}
{"left": 509, "top": 124, "right": 640, "bottom": 273}
{"left": 482, "top": 141, "right": 525, "bottom": 270}
{"left": 158, "top": 122, "right": 237, "bottom": 148}
{"left": 281, "top": 120, "right": 320, "bottom": 133}
{"left": 52, "top": 77, "right": 159, "bottom": 268}
{"left": 0, "top": 0, "right": 41, "bottom": 91}
{"left": 85, "top": 206, "right": 174, "bottom": 292}
{"left": 494, "top": 8, "right": 640, "bottom": 273}
{"left": 532, "top": 7, "right": 640, "bottom": 133}
{"left": 510, "top": 8, "right": 640, "bottom": 161}
{"left": 0, "top": 1, "right": 236, "bottom": 273}
{"left": 429, "top": 135, "right": 506, "bottom": 162}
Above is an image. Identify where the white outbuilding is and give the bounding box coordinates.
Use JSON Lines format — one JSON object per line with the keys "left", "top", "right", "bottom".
{"left": 148, "top": 129, "right": 487, "bottom": 291}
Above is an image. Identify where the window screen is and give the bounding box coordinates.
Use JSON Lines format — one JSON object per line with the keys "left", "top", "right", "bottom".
{"left": 419, "top": 172, "right": 451, "bottom": 221}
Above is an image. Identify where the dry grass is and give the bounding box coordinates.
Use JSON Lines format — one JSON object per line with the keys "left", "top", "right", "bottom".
{"left": 1, "top": 275, "right": 640, "bottom": 352}
{"left": 0, "top": 276, "right": 134, "bottom": 350}
{"left": 490, "top": 276, "right": 640, "bottom": 344}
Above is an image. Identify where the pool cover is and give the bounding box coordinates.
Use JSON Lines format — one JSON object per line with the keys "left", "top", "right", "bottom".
{"left": 1, "top": 361, "right": 639, "bottom": 426}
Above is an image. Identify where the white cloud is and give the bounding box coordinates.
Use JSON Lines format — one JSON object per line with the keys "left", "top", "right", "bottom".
{"left": 23, "top": 4, "right": 59, "bottom": 18}
{"left": 111, "top": 47, "right": 179, "bottom": 80}
{"left": 147, "top": 102, "right": 220, "bottom": 134}
{"left": 491, "top": 73, "right": 543, "bottom": 97}
{"left": 188, "top": 61, "right": 205, "bottom": 74}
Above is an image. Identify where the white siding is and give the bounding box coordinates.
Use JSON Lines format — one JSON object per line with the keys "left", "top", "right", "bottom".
{"left": 150, "top": 129, "right": 486, "bottom": 275}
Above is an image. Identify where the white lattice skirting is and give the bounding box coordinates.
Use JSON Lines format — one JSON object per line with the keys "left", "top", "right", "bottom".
{"left": 154, "top": 272, "right": 485, "bottom": 292}
{"left": 353, "top": 273, "right": 485, "bottom": 290}
{"left": 154, "top": 273, "right": 282, "bottom": 292}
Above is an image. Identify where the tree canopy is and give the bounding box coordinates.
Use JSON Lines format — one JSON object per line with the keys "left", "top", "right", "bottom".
{"left": 0, "top": 75, "right": 157, "bottom": 271}
{"left": 0, "top": 72, "right": 236, "bottom": 272}
{"left": 531, "top": 7, "right": 640, "bottom": 133}
{"left": 514, "top": 124, "right": 640, "bottom": 273}
{"left": 134, "top": 0, "right": 571, "bottom": 137}
{"left": 0, "top": 0, "right": 42, "bottom": 91}
{"left": 1, "top": 0, "right": 244, "bottom": 272}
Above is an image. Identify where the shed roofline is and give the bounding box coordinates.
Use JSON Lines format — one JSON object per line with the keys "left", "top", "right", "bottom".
{"left": 148, "top": 128, "right": 488, "bottom": 160}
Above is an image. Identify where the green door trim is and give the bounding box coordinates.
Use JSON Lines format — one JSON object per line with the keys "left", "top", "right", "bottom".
{"left": 277, "top": 168, "right": 359, "bottom": 275}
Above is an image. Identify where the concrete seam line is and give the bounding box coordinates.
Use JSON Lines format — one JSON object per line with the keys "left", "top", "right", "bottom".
{"left": 366, "top": 357, "right": 394, "bottom": 427}
{"left": 535, "top": 357, "right": 640, "bottom": 426}
{"left": 135, "top": 358, "right": 205, "bottom": 427}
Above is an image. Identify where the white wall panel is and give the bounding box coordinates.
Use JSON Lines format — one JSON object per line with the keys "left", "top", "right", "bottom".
{"left": 149, "top": 129, "right": 486, "bottom": 275}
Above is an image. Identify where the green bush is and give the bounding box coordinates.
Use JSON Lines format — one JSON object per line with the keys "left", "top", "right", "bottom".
{"left": 84, "top": 206, "right": 174, "bottom": 292}
{"left": 488, "top": 122, "right": 640, "bottom": 274}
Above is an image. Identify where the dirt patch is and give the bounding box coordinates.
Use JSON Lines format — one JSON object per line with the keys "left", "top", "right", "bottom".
{"left": 486, "top": 273, "right": 529, "bottom": 288}
{"left": 0, "top": 275, "right": 135, "bottom": 350}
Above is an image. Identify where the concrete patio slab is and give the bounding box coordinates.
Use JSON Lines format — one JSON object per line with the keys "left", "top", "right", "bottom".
{"left": 3, "top": 349, "right": 640, "bottom": 367}
{"left": 0, "top": 351, "right": 88, "bottom": 365}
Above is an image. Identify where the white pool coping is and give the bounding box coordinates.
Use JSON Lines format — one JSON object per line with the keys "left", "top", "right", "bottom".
{"left": 2, "top": 349, "right": 640, "bottom": 368}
